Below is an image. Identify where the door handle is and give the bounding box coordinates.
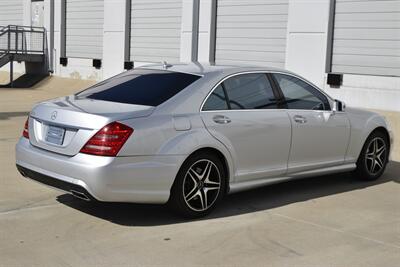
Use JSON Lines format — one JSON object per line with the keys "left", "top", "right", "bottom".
{"left": 293, "top": 115, "right": 307, "bottom": 124}
{"left": 213, "top": 115, "right": 231, "bottom": 124}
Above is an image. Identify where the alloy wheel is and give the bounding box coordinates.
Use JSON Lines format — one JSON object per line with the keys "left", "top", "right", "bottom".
{"left": 365, "top": 137, "right": 386, "bottom": 175}
{"left": 183, "top": 159, "right": 221, "bottom": 212}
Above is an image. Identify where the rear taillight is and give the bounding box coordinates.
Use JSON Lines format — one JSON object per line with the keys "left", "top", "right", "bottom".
{"left": 80, "top": 122, "right": 133, "bottom": 157}
{"left": 22, "top": 117, "right": 29, "bottom": 139}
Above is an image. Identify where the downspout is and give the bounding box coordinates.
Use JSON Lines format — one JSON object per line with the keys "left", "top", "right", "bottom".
{"left": 191, "top": 0, "right": 200, "bottom": 62}
{"left": 49, "top": 0, "right": 54, "bottom": 73}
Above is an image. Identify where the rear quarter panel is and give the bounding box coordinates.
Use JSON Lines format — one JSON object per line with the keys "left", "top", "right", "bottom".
{"left": 118, "top": 114, "right": 235, "bottom": 183}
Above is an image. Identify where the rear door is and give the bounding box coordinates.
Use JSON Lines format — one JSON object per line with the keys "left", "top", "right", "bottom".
{"left": 271, "top": 73, "right": 350, "bottom": 173}
{"left": 201, "top": 73, "right": 291, "bottom": 182}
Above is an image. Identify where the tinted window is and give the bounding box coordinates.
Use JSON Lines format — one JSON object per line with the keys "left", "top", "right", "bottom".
{"left": 273, "top": 74, "right": 330, "bottom": 110}
{"left": 76, "top": 69, "right": 201, "bottom": 106}
{"left": 222, "top": 73, "right": 278, "bottom": 109}
{"left": 202, "top": 85, "right": 229, "bottom": 111}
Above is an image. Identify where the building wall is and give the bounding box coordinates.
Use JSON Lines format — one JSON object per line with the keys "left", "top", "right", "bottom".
{"left": 0, "top": 0, "right": 399, "bottom": 112}
{"left": 0, "top": 0, "right": 24, "bottom": 26}
{"left": 214, "top": 0, "right": 289, "bottom": 67}
{"left": 324, "top": 0, "right": 400, "bottom": 112}
{"left": 65, "top": 0, "right": 104, "bottom": 59}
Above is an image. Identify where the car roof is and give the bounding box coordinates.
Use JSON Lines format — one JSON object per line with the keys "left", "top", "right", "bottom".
{"left": 138, "top": 62, "right": 293, "bottom": 77}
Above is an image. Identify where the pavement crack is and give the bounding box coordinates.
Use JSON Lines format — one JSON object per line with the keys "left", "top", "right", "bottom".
{"left": 271, "top": 212, "right": 400, "bottom": 250}
{"left": 0, "top": 203, "right": 61, "bottom": 216}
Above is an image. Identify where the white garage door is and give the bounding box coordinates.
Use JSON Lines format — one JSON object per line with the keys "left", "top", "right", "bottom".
{"left": 0, "top": 0, "right": 23, "bottom": 26}
{"left": 215, "top": 0, "right": 289, "bottom": 67}
{"left": 331, "top": 0, "right": 400, "bottom": 76}
{"left": 66, "top": 0, "right": 104, "bottom": 59}
{"left": 130, "top": 0, "right": 182, "bottom": 63}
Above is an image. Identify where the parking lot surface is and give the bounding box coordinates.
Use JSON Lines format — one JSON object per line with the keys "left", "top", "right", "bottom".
{"left": 1, "top": 74, "right": 399, "bottom": 266}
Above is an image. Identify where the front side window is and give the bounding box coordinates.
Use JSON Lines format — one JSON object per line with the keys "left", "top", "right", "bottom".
{"left": 273, "top": 74, "right": 330, "bottom": 111}
{"left": 202, "top": 73, "right": 278, "bottom": 111}
{"left": 76, "top": 69, "right": 201, "bottom": 107}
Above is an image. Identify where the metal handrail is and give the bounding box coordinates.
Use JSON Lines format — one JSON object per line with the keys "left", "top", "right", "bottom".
{"left": 0, "top": 25, "right": 46, "bottom": 55}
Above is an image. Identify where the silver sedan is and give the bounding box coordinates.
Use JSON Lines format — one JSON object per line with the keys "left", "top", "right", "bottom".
{"left": 15, "top": 64, "right": 393, "bottom": 217}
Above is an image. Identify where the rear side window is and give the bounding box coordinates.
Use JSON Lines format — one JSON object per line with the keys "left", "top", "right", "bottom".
{"left": 222, "top": 73, "right": 278, "bottom": 110}
{"left": 202, "top": 85, "right": 229, "bottom": 111}
{"left": 76, "top": 69, "right": 201, "bottom": 106}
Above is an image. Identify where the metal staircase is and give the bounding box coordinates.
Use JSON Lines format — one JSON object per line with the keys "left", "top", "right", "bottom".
{"left": 0, "top": 25, "right": 48, "bottom": 87}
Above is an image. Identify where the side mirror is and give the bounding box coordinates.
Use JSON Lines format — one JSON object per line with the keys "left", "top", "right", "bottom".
{"left": 333, "top": 99, "right": 346, "bottom": 112}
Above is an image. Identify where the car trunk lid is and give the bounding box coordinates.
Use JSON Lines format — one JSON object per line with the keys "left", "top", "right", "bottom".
{"left": 28, "top": 96, "right": 154, "bottom": 156}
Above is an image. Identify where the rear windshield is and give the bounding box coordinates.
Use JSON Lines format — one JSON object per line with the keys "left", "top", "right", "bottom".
{"left": 76, "top": 69, "right": 201, "bottom": 106}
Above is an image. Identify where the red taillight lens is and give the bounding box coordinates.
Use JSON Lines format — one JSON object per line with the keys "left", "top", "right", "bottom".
{"left": 22, "top": 117, "right": 29, "bottom": 139}
{"left": 80, "top": 122, "right": 133, "bottom": 156}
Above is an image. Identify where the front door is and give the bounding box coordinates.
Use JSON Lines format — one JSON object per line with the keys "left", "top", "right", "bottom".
{"left": 201, "top": 73, "right": 291, "bottom": 182}
{"left": 272, "top": 73, "right": 351, "bottom": 173}
{"left": 31, "top": 1, "right": 44, "bottom": 27}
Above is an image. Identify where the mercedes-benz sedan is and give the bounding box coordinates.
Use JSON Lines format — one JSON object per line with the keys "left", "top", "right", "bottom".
{"left": 16, "top": 64, "right": 392, "bottom": 217}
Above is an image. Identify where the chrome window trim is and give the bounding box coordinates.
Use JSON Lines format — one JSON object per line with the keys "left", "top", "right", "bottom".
{"left": 270, "top": 71, "right": 333, "bottom": 111}
{"left": 199, "top": 71, "right": 280, "bottom": 112}
{"left": 200, "top": 70, "right": 335, "bottom": 113}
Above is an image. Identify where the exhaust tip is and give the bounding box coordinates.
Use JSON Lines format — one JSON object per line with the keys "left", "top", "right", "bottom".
{"left": 70, "top": 190, "right": 90, "bottom": 201}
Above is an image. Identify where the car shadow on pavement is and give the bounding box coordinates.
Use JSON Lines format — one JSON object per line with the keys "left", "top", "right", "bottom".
{"left": 57, "top": 161, "right": 400, "bottom": 226}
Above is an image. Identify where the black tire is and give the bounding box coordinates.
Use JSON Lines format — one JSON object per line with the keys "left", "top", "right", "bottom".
{"left": 169, "top": 152, "right": 226, "bottom": 218}
{"left": 354, "top": 130, "right": 389, "bottom": 181}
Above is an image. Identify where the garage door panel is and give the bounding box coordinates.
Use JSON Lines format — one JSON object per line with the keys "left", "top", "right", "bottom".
{"left": 0, "top": 0, "right": 23, "bottom": 26}
{"left": 336, "top": 0, "right": 400, "bottom": 13}
{"left": 131, "top": 23, "right": 180, "bottom": 30}
{"left": 67, "top": 24, "right": 104, "bottom": 30}
{"left": 215, "top": 0, "right": 288, "bottom": 67}
{"left": 67, "top": 12, "right": 104, "bottom": 20}
{"left": 132, "top": 0, "right": 181, "bottom": 4}
{"left": 219, "top": 0, "right": 288, "bottom": 5}
{"left": 217, "top": 37, "right": 286, "bottom": 47}
{"left": 216, "top": 58, "right": 285, "bottom": 68}
{"left": 333, "top": 39, "right": 400, "bottom": 49}
{"left": 217, "top": 21, "right": 287, "bottom": 29}
{"left": 217, "top": 14, "right": 288, "bottom": 23}
{"left": 217, "top": 4, "right": 288, "bottom": 16}
{"left": 334, "top": 28, "right": 400, "bottom": 40}
{"left": 130, "top": 47, "right": 182, "bottom": 57}
{"left": 333, "top": 55, "right": 400, "bottom": 69}
{"left": 133, "top": 3, "right": 181, "bottom": 9}
{"left": 130, "top": 0, "right": 182, "bottom": 63}
{"left": 335, "top": 12, "right": 400, "bottom": 21}
{"left": 67, "top": 29, "right": 103, "bottom": 36}
{"left": 66, "top": 39, "right": 102, "bottom": 46}
{"left": 217, "top": 28, "right": 287, "bottom": 39}
{"left": 335, "top": 20, "right": 400, "bottom": 29}
{"left": 131, "top": 8, "right": 181, "bottom": 18}
{"left": 333, "top": 47, "right": 400, "bottom": 57}
{"left": 333, "top": 65, "right": 400, "bottom": 77}
{"left": 130, "top": 36, "right": 180, "bottom": 44}
{"left": 132, "top": 55, "right": 180, "bottom": 63}
{"left": 132, "top": 42, "right": 180, "bottom": 50}
{"left": 217, "top": 44, "right": 285, "bottom": 53}
{"left": 331, "top": 0, "right": 400, "bottom": 76}
{"left": 132, "top": 17, "right": 181, "bottom": 24}
{"left": 131, "top": 29, "right": 181, "bottom": 38}
{"left": 66, "top": 0, "right": 104, "bottom": 59}
{"left": 216, "top": 50, "right": 285, "bottom": 61}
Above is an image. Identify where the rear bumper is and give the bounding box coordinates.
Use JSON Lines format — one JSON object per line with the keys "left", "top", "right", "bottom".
{"left": 15, "top": 137, "right": 185, "bottom": 204}
{"left": 17, "top": 165, "right": 95, "bottom": 201}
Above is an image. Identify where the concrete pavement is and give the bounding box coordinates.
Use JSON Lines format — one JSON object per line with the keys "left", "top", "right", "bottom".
{"left": 0, "top": 73, "right": 399, "bottom": 266}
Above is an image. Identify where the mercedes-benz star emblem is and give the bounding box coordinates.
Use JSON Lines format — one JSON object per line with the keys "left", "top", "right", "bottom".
{"left": 51, "top": 111, "right": 57, "bottom": 120}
